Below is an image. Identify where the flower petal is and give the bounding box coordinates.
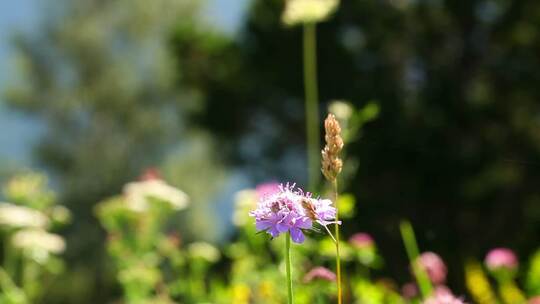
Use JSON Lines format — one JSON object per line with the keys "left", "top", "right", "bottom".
{"left": 290, "top": 228, "right": 305, "bottom": 243}
{"left": 256, "top": 220, "right": 273, "bottom": 231}
{"left": 296, "top": 217, "right": 313, "bottom": 229}
{"left": 268, "top": 226, "right": 281, "bottom": 238}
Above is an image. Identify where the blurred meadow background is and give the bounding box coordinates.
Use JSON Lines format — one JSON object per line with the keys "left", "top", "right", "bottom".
{"left": 1, "top": 0, "right": 540, "bottom": 303}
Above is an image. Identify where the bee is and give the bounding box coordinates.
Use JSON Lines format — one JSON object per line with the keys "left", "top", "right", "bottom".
{"left": 270, "top": 201, "right": 280, "bottom": 213}
{"left": 301, "top": 198, "right": 318, "bottom": 221}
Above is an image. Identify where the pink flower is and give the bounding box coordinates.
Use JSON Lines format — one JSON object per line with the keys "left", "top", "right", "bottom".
{"left": 485, "top": 248, "right": 518, "bottom": 272}
{"left": 414, "top": 252, "right": 448, "bottom": 285}
{"left": 423, "top": 290, "right": 465, "bottom": 304}
{"left": 401, "top": 282, "right": 419, "bottom": 299}
{"left": 529, "top": 296, "right": 540, "bottom": 304}
{"left": 255, "top": 182, "right": 280, "bottom": 199}
{"left": 434, "top": 286, "right": 453, "bottom": 297}
{"left": 303, "top": 266, "right": 336, "bottom": 283}
{"left": 139, "top": 167, "right": 161, "bottom": 181}
{"left": 349, "top": 233, "right": 374, "bottom": 249}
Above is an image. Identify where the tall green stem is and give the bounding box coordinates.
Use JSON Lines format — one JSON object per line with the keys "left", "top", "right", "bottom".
{"left": 285, "top": 232, "right": 294, "bottom": 304}
{"left": 332, "top": 180, "right": 342, "bottom": 304}
{"left": 399, "top": 220, "right": 432, "bottom": 299}
{"left": 0, "top": 266, "right": 27, "bottom": 303}
{"left": 3, "top": 233, "right": 17, "bottom": 281}
{"left": 303, "top": 22, "right": 320, "bottom": 191}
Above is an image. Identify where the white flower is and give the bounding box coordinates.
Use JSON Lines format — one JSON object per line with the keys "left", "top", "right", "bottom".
{"left": 123, "top": 179, "right": 189, "bottom": 212}
{"left": 329, "top": 100, "right": 353, "bottom": 121}
{"left": 12, "top": 229, "right": 66, "bottom": 254}
{"left": 187, "top": 242, "right": 221, "bottom": 263}
{"left": 283, "top": 0, "right": 339, "bottom": 26}
{"left": 0, "top": 203, "right": 49, "bottom": 228}
{"left": 50, "top": 205, "right": 72, "bottom": 225}
{"left": 232, "top": 190, "right": 257, "bottom": 226}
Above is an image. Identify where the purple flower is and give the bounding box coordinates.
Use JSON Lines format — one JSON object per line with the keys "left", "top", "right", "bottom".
{"left": 249, "top": 183, "right": 339, "bottom": 243}
{"left": 303, "top": 266, "right": 336, "bottom": 283}
{"left": 414, "top": 252, "right": 448, "bottom": 285}
{"left": 485, "top": 248, "right": 518, "bottom": 272}
{"left": 255, "top": 211, "right": 287, "bottom": 238}
{"left": 349, "top": 233, "right": 374, "bottom": 249}
{"left": 282, "top": 212, "right": 312, "bottom": 243}
{"left": 311, "top": 198, "right": 337, "bottom": 225}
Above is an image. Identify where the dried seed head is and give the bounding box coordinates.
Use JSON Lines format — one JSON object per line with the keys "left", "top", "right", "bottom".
{"left": 324, "top": 114, "right": 342, "bottom": 137}
{"left": 321, "top": 114, "right": 343, "bottom": 181}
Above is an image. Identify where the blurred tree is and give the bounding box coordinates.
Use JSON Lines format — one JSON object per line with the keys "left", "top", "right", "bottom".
{"left": 171, "top": 0, "right": 540, "bottom": 292}
{"left": 5, "top": 0, "right": 229, "bottom": 302}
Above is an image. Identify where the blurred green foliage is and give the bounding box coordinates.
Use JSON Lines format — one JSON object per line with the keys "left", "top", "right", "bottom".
{"left": 3, "top": 0, "right": 540, "bottom": 302}
{"left": 171, "top": 0, "right": 540, "bottom": 292}
{"left": 5, "top": 1, "right": 230, "bottom": 301}
{"left": 0, "top": 172, "right": 69, "bottom": 304}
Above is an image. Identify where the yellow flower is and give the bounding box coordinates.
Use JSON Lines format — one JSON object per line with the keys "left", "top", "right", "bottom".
{"left": 232, "top": 283, "right": 251, "bottom": 304}
{"left": 258, "top": 280, "right": 275, "bottom": 300}
{"left": 282, "top": 0, "right": 339, "bottom": 26}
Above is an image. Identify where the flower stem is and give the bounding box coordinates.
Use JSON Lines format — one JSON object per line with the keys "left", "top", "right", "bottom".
{"left": 0, "top": 266, "right": 26, "bottom": 301}
{"left": 399, "top": 220, "right": 433, "bottom": 299}
{"left": 303, "top": 22, "right": 320, "bottom": 192}
{"left": 498, "top": 280, "right": 526, "bottom": 304}
{"left": 285, "top": 232, "right": 294, "bottom": 304}
{"left": 332, "top": 179, "right": 342, "bottom": 304}
{"left": 3, "top": 232, "right": 17, "bottom": 280}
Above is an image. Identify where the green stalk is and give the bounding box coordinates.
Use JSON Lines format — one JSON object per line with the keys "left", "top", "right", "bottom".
{"left": 498, "top": 280, "right": 526, "bottom": 304}
{"left": 285, "top": 232, "right": 294, "bottom": 304}
{"left": 0, "top": 266, "right": 27, "bottom": 303}
{"left": 332, "top": 179, "right": 342, "bottom": 304}
{"left": 3, "top": 233, "right": 17, "bottom": 282}
{"left": 21, "top": 258, "right": 39, "bottom": 301}
{"left": 0, "top": 267, "right": 18, "bottom": 293}
{"left": 303, "top": 22, "right": 320, "bottom": 191}
{"left": 399, "top": 220, "right": 432, "bottom": 299}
